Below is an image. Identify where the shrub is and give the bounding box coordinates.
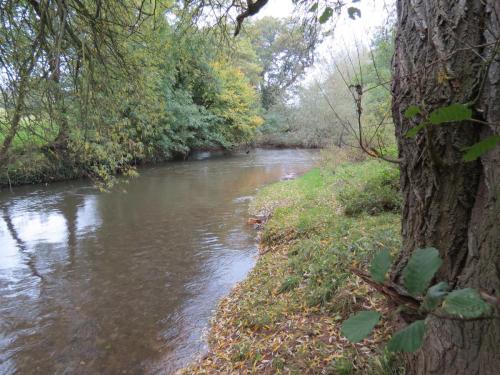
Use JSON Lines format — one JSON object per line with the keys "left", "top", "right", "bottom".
{"left": 335, "top": 160, "right": 401, "bottom": 216}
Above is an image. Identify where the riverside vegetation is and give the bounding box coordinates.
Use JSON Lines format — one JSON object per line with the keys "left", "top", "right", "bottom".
{"left": 178, "top": 151, "right": 404, "bottom": 374}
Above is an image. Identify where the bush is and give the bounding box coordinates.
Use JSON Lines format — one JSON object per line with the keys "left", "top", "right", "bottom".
{"left": 335, "top": 160, "right": 401, "bottom": 216}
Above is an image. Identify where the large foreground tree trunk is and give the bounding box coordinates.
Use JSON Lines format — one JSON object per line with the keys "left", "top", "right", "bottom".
{"left": 391, "top": 0, "right": 500, "bottom": 374}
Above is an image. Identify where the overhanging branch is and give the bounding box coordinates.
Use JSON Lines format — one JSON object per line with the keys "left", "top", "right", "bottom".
{"left": 234, "top": 0, "right": 269, "bottom": 36}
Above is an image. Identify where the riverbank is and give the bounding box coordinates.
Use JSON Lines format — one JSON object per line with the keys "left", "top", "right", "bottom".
{"left": 0, "top": 149, "right": 203, "bottom": 189}
{"left": 177, "top": 157, "right": 404, "bottom": 374}
{"left": 0, "top": 146, "right": 322, "bottom": 190}
{"left": 252, "top": 135, "right": 327, "bottom": 149}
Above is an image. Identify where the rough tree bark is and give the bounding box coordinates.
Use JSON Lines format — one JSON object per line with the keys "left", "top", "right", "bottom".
{"left": 391, "top": 0, "right": 500, "bottom": 374}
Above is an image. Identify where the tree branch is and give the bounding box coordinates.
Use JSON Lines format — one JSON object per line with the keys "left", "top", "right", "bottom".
{"left": 234, "top": 0, "right": 269, "bottom": 36}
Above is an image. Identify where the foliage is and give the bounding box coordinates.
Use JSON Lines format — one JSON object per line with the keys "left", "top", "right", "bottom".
{"left": 319, "top": 7, "right": 334, "bottom": 24}
{"left": 405, "top": 103, "right": 472, "bottom": 137}
{"left": 311, "top": 1, "right": 362, "bottom": 24}
{"left": 335, "top": 160, "right": 401, "bottom": 216}
{"left": 428, "top": 104, "right": 472, "bottom": 125}
{"left": 404, "top": 102, "right": 499, "bottom": 160}
{"left": 386, "top": 320, "right": 426, "bottom": 353}
{"left": 258, "top": 26, "right": 396, "bottom": 151}
{"left": 370, "top": 249, "right": 393, "bottom": 283}
{"left": 241, "top": 16, "right": 319, "bottom": 110}
{"left": 443, "top": 289, "right": 491, "bottom": 319}
{"left": 341, "top": 247, "right": 496, "bottom": 353}
{"left": 463, "top": 135, "right": 500, "bottom": 161}
{"left": 402, "top": 247, "right": 442, "bottom": 296}
{"left": 209, "top": 60, "right": 264, "bottom": 143}
{"left": 341, "top": 311, "right": 381, "bottom": 343}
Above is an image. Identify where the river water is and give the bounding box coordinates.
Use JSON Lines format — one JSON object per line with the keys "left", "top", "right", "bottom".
{"left": 0, "top": 149, "right": 318, "bottom": 375}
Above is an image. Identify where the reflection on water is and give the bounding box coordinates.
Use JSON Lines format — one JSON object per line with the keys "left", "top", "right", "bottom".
{"left": 0, "top": 149, "right": 318, "bottom": 374}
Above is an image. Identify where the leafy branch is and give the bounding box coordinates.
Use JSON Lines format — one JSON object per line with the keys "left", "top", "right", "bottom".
{"left": 341, "top": 247, "right": 499, "bottom": 352}
{"left": 404, "top": 103, "right": 500, "bottom": 161}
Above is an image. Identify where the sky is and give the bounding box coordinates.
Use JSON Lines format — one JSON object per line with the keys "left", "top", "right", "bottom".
{"left": 254, "top": 0, "right": 295, "bottom": 19}
{"left": 253, "top": 0, "right": 395, "bottom": 83}
{"left": 255, "top": 0, "right": 393, "bottom": 41}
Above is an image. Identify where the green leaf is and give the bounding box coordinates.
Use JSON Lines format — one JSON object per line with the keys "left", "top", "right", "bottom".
{"left": 341, "top": 311, "right": 381, "bottom": 343}
{"left": 405, "top": 122, "right": 426, "bottom": 138}
{"left": 428, "top": 103, "right": 472, "bottom": 125}
{"left": 402, "top": 247, "right": 442, "bottom": 296}
{"left": 443, "top": 288, "right": 491, "bottom": 318}
{"left": 387, "top": 320, "right": 426, "bottom": 352}
{"left": 404, "top": 105, "right": 421, "bottom": 119}
{"left": 369, "top": 249, "right": 392, "bottom": 283}
{"left": 463, "top": 135, "right": 500, "bottom": 161}
{"left": 319, "top": 7, "right": 334, "bottom": 23}
{"left": 309, "top": 3, "right": 318, "bottom": 12}
{"left": 347, "top": 7, "right": 361, "bottom": 19}
{"left": 422, "top": 281, "right": 449, "bottom": 311}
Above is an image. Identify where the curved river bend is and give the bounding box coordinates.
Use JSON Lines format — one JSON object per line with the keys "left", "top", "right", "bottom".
{"left": 0, "top": 149, "right": 318, "bottom": 374}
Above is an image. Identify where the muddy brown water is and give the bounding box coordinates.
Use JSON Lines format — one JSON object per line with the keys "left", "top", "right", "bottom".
{"left": 0, "top": 149, "right": 318, "bottom": 375}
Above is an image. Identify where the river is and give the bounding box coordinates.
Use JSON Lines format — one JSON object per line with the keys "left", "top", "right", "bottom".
{"left": 0, "top": 149, "right": 318, "bottom": 374}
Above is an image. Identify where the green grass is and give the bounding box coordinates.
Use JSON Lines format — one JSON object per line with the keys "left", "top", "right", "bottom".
{"left": 0, "top": 108, "right": 56, "bottom": 148}
{"left": 334, "top": 160, "right": 401, "bottom": 216}
{"left": 252, "top": 164, "right": 401, "bottom": 314}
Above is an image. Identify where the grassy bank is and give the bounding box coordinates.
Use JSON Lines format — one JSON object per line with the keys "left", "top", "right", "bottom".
{"left": 178, "top": 158, "right": 404, "bottom": 374}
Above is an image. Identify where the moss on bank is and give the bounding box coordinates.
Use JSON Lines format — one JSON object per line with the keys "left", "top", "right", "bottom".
{"left": 177, "top": 160, "right": 404, "bottom": 374}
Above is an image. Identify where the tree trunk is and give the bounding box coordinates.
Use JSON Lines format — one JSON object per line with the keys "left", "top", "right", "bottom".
{"left": 0, "top": 53, "right": 36, "bottom": 168}
{"left": 391, "top": 0, "right": 500, "bottom": 374}
{"left": 0, "top": 71, "right": 29, "bottom": 167}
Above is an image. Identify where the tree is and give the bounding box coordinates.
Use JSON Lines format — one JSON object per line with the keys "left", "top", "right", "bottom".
{"left": 242, "top": 16, "right": 318, "bottom": 109}
{"left": 209, "top": 60, "right": 264, "bottom": 143}
{"left": 390, "top": 1, "right": 500, "bottom": 373}
{"left": 256, "top": 30, "right": 395, "bottom": 150}
{"left": 0, "top": 0, "right": 156, "bottom": 166}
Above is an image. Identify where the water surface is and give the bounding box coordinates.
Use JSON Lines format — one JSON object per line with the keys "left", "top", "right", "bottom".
{"left": 0, "top": 149, "right": 317, "bottom": 374}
